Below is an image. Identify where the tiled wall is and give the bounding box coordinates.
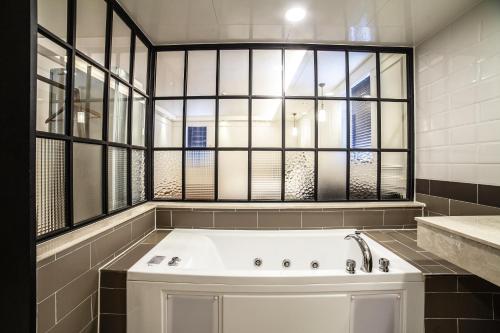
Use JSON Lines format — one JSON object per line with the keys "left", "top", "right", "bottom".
{"left": 415, "top": 0, "right": 500, "bottom": 186}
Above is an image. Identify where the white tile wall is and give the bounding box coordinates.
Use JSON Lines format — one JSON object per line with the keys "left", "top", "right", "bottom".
{"left": 415, "top": 0, "right": 500, "bottom": 186}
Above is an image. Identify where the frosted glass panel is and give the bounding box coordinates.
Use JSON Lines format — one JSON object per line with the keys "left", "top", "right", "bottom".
{"left": 187, "top": 50, "right": 217, "bottom": 96}
{"left": 108, "top": 79, "right": 129, "bottom": 144}
{"left": 317, "top": 51, "right": 346, "bottom": 97}
{"left": 219, "top": 50, "right": 249, "bottom": 95}
{"left": 154, "top": 100, "right": 183, "bottom": 148}
{"left": 38, "top": 0, "right": 67, "bottom": 40}
{"left": 110, "top": 12, "right": 131, "bottom": 81}
{"left": 156, "top": 51, "right": 185, "bottom": 96}
{"left": 285, "top": 50, "right": 314, "bottom": 96}
{"left": 381, "top": 102, "right": 407, "bottom": 149}
{"left": 131, "top": 149, "right": 146, "bottom": 204}
{"left": 380, "top": 53, "right": 407, "bottom": 99}
{"left": 108, "top": 147, "right": 128, "bottom": 211}
{"left": 318, "top": 152, "right": 346, "bottom": 200}
{"left": 36, "top": 138, "right": 66, "bottom": 236}
{"left": 252, "top": 50, "right": 282, "bottom": 96}
{"left": 154, "top": 151, "right": 182, "bottom": 199}
{"left": 75, "top": 0, "right": 106, "bottom": 65}
{"left": 349, "top": 52, "right": 377, "bottom": 98}
{"left": 285, "top": 100, "right": 314, "bottom": 148}
{"left": 350, "top": 152, "right": 377, "bottom": 200}
{"left": 167, "top": 295, "right": 218, "bottom": 333}
{"left": 350, "top": 101, "right": 377, "bottom": 149}
{"left": 133, "top": 37, "right": 148, "bottom": 92}
{"left": 186, "top": 99, "right": 215, "bottom": 147}
{"left": 219, "top": 99, "right": 248, "bottom": 147}
{"left": 382, "top": 152, "right": 407, "bottom": 200}
{"left": 252, "top": 99, "right": 282, "bottom": 148}
{"left": 318, "top": 100, "right": 347, "bottom": 148}
{"left": 132, "top": 93, "right": 146, "bottom": 147}
{"left": 285, "top": 151, "right": 315, "bottom": 201}
{"left": 186, "top": 151, "right": 215, "bottom": 200}
{"left": 218, "top": 151, "right": 248, "bottom": 200}
{"left": 251, "top": 151, "right": 282, "bottom": 200}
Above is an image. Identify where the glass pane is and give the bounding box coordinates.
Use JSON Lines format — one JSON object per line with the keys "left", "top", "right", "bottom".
{"left": 219, "top": 50, "right": 249, "bottom": 95}
{"left": 251, "top": 151, "right": 281, "bottom": 200}
{"left": 186, "top": 151, "right": 215, "bottom": 200}
{"left": 76, "top": 0, "right": 106, "bottom": 65}
{"left": 108, "top": 147, "right": 128, "bottom": 211}
{"left": 349, "top": 52, "right": 377, "bottom": 98}
{"left": 111, "top": 12, "right": 131, "bottom": 81}
{"left": 37, "top": 34, "right": 67, "bottom": 80}
{"left": 131, "top": 149, "right": 146, "bottom": 204}
{"left": 154, "top": 100, "right": 183, "bottom": 147}
{"left": 350, "top": 152, "right": 377, "bottom": 200}
{"left": 108, "top": 79, "right": 129, "bottom": 144}
{"left": 186, "top": 99, "right": 215, "bottom": 148}
{"left": 252, "top": 50, "right": 282, "bottom": 96}
{"left": 318, "top": 100, "right": 347, "bottom": 148}
{"left": 73, "top": 143, "right": 102, "bottom": 223}
{"left": 285, "top": 99, "right": 314, "bottom": 148}
{"left": 36, "top": 138, "right": 65, "bottom": 236}
{"left": 37, "top": 80, "right": 66, "bottom": 135}
{"left": 156, "top": 51, "right": 185, "bottom": 97}
{"left": 381, "top": 102, "right": 407, "bottom": 149}
{"left": 317, "top": 51, "right": 346, "bottom": 97}
{"left": 380, "top": 53, "right": 407, "bottom": 99}
{"left": 285, "top": 151, "right": 315, "bottom": 201}
{"left": 381, "top": 152, "right": 407, "bottom": 200}
{"left": 318, "top": 152, "right": 346, "bottom": 200}
{"left": 73, "top": 57, "right": 105, "bottom": 140}
{"left": 187, "top": 50, "right": 216, "bottom": 96}
{"left": 154, "top": 151, "right": 182, "bottom": 199}
{"left": 350, "top": 101, "right": 377, "bottom": 149}
{"left": 218, "top": 151, "right": 248, "bottom": 200}
{"left": 132, "top": 93, "right": 146, "bottom": 147}
{"left": 133, "top": 37, "right": 148, "bottom": 92}
{"left": 219, "top": 99, "right": 248, "bottom": 147}
{"left": 285, "top": 50, "right": 314, "bottom": 96}
{"left": 252, "top": 99, "right": 282, "bottom": 148}
{"left": 38, "top": 0, "right": 67, "bottom": 40}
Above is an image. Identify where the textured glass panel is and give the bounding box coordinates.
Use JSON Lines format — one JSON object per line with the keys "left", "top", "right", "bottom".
{"left": 219, "top": 50, "right": 249, "bottom": 95}
{"left": 154, "top": 100, "right": 183, "bottom": 147}
{"left": 186, "top": 99, "right": 215, "bottom": 148}
{"left": 218, "top": 151, "right": 248, "bottom": 200}
{"left": 285, "top": 99, "right": 314, "bottom": 148}
{"left": 252, "top": 50, "right": 282, "bottom": 96}
{"left": 186, "top": 151, "right": 215, "bottom": 200}
{"left": 132, "top": 93, "right": 146, "bottom": 146}
{"left": 380, "top": 53, "right": 407, "bottom": 99}
{"left": 38, "top": 0, "right": 67, "bottom": 40}
{"left": 381, "top": 102, "right": 407, "bottom": 149}
{"left": 108, "top": 79, "right": 129, "bottom": 144}
{"left": 73, "top": 143, "right": 102, "bottom": 223}
{"left": 131, "top": 150, "right": 146, "bottom": 204}
{"left": 36, "top": 80, "right": 66, "bottom": 135}
{"left": 349, "top": 52, "right": 377, "bottom": 98}
{"left": 317, "top": 51, "right": 346, "bottom": 97}
{"left": 73, "top": 57, "right": 105, "bottom": 140}
{"left": 219, "top": 99, "right": 248, "bottom": 147}
{"left": 252, "top": 99, "right": 282, "bottom": 148}
{"left": 285, "top": 50, "right": 314, "bottom": 96}
{"left": 133, "top": 37, "right": 148, "bottom": 92}
{"left": 111, "top": 12, "right": 131, "bottom": 81}
{"left": 318, "top": 100, "right": 347, "bottom": 148}
{"left": 251, "top": 151, "right": 281, "bottom": 200}
{"left": 187, "top": 50, "right": 216, "bottom": 96}
{"left": 108, "top": 147, "right": 128, "bottom": 211}
{"left": 381, "top": 152, "right": 407, "bottom": 200}
{"left": 156, "top": 51, "right": 185, "bottom": 97}
{"left": 154, "top": 151, "right": 182, "bottom": 199}
{"left": 36, "top": 138, "right": 66, "bottom": 237}
{"left": 285, "top": 151, "right": 315, "bottom": 201}
{"left": 350, "top": 152, "right": 378, "bottom": 200}
{"left": 318, "top": 152, "right": 346, "bottom": 201}
{"left": 76, "top": 0, "right": 106, "bottom": 65}
{"left": 350, "top": 101, "right": 377, "bottom": 149}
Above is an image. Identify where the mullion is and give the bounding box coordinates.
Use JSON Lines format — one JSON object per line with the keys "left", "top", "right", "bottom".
{"left": 214, "top": 50, "right": 220, "bottom": 200}
{"left": 281, "top": 48, "right": 285, "bottom": 201}
{"left": 181, "top": 51, "right": 188, "bottom": 200}
{"left": 376, "top": 52, "right": 382, "bottom": 200}
{"left": 248, "top": 49, "right": 252, "bottom": 201}
{"left": 345, "top": 50, "right": 351, "bottom": 200}
{"left": 313, "top": 49, "right": 319, "bottom": 201}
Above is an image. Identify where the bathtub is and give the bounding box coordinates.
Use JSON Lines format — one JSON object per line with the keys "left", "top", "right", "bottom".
{"left": 127, "top": 229, "right": 424, "bottom": 333}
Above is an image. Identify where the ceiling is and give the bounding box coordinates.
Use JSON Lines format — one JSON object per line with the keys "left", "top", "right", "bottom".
{"left": 117, "top": 0, "right": 482, "bottom": 46}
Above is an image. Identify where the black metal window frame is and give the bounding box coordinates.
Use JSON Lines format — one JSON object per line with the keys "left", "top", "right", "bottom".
{"left": 152, "top": 44, "right": 414, "bottom": 203}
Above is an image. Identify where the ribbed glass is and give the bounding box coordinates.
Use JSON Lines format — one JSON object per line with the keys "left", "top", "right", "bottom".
{"left": 251, "top": 151, "right": 282, "bottom": 200}
{"left": 381, "top": 152, "right": 407, "bottom": 200}
{"left": 131, "top": 149, "right": 146, "bottom": 204}
{"left": 185, "top": 151, "right": 215, "bottom": 200}
{"left": 108, "top": 147, "right": 128, "bottom": 211}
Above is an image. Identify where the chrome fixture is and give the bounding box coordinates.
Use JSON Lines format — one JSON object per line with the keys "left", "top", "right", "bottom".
{"left": 168, "top": 256, "right": 181, "bottom": 266}
{"left": 254, "top": 258, "right": 263, "bottom": 267}
{"left": 344, "top": 231, "right": 373, "bottom": 273}
{"left": 311, "top": 260, "right": 320, "bottom": 269}
{"left": 379, "top": 258, "right": 390, "bottom": 272}
{"left": 318, "top": 83, "right": 326, "bottom": 122}
{"left": 346, "top": 259, "right": 356, "bottom": 274}
{"left": 282, "top": 259, "right": 291, "bottom": 268}
{"left": 147, "top": 255, "right": 165, "bottom": 266}
{"left": 292, "top": 113, "right": 298, "bottom": 137}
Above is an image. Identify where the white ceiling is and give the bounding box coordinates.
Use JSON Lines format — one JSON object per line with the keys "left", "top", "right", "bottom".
{"left": 117, "top": 0, "right": 482, "bottom": 46}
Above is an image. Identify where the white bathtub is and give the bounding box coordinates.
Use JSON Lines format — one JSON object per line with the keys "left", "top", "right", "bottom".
{"left": 128, "top": 229, "right": 424, "bottom": 333}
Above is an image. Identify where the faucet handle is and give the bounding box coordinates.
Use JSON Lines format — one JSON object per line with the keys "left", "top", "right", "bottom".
{"left": 346, "top": 259, "right": 356, "bottom": 274}
{"left": 379, "top": 258, "right": 390, "bottom": 272}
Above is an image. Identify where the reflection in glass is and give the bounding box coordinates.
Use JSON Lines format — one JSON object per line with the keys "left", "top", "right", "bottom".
{"left": 219, "top": 99, "right": 248, "bottom": 147}
{"left": 218, "top": 151, "right": 248, "bottom": 200}
{"left": 219, "top": 50, "right": 249, "bottom": 95}
{"left": 38, "top": 0, "right": 67, "bottom": 40}
{"left": 381, "top": 102, "right": 407, "bottom": 149}
{"left": 187, "top": 50, "right": 216, "bottom": 96}
{"left": 350, "top": 101, "right": 377, "bottom": 149}
{"left": 285, "top": 50, "right": 314, "bottom": 96}
{"left": 186, "top": 100, "right": 215, "bottom": 147}
{"left": 108, "top": 147, "right": 128, "bottom": 211}
{"left": 285, "top": 100, "right": 314, "bottom": 148}
{"left": 131, "top": 149, "right": 146, "bottom": 204}
{"left": 37, "top": 34, "right": 67, "bottom": 79}
{"left": 380, "top": 53, "right": 407, "bottom": 99}
{"left": 154, "top": 100, "right": 183, "bottom": 147}
{"left": 154, "top": 151, "right": 182, "bottom": 199}
{"left": 252, "top": 99, "right": 282, "bottom": 148}
{"left": 76, "top": 0, "right": 107, "bottom": 65}
{"left": 251, "top": 151, "right": 282, "bottom": 201}
{"left": 318, "top": 152, "right": 346, "bottom": 200}
{"left": 186, "top": 151, "right": 215, "bottom": 200}
{"left": 349, "top": 52, "right": 377, "bottom": 98}
{"left": 317, "top": 51, "right": 346, "bottom": 97}
{"left": 156, "top": 51, "right": 185, "bottom": 96}
{"left": 252, "top": 50, "right": 282, "bottom": 96}
{"left": 108, "top": 79, "right": 129, "bottom": 144}
{"left": 133, "top": 37, "right": 148, "bottom": 92}
{"left": 110, "top": 12, "right": 131, "bottom": 81}
{"left": 132, "top": 93, "right": 146, "bottom": 146}
{"left": 382, "top": 152, "right": 407, "bottom": 200}
{"left": 285, "top": 151, "right": 315, "bottom": 201}
{"left": 350, "top": 152, "right": 377, "bottom": 200}
{"left": 318, "top": 100, "right": 346, "bottom": 148}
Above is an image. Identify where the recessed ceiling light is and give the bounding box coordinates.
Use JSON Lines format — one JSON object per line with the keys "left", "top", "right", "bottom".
{"left": 285, "top": 7, "right": 306, "bottom": 22}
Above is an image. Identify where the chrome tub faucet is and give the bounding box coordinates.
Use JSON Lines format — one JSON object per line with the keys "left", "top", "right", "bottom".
{"left": 344, "top": 231, "right": 373, "bottom": 273}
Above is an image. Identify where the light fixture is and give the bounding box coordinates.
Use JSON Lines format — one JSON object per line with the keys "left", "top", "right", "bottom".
{"left": 292, "top": 112, "right": 298, "bottom": 137}
{"left": 285, "top": 7, "right": 306, "bottom": 22}
{"left": 77, "top": 111, "right": 86, "bottom": 124}
{"left": 318, "top": 83, "right": 326, "bottom": 123}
